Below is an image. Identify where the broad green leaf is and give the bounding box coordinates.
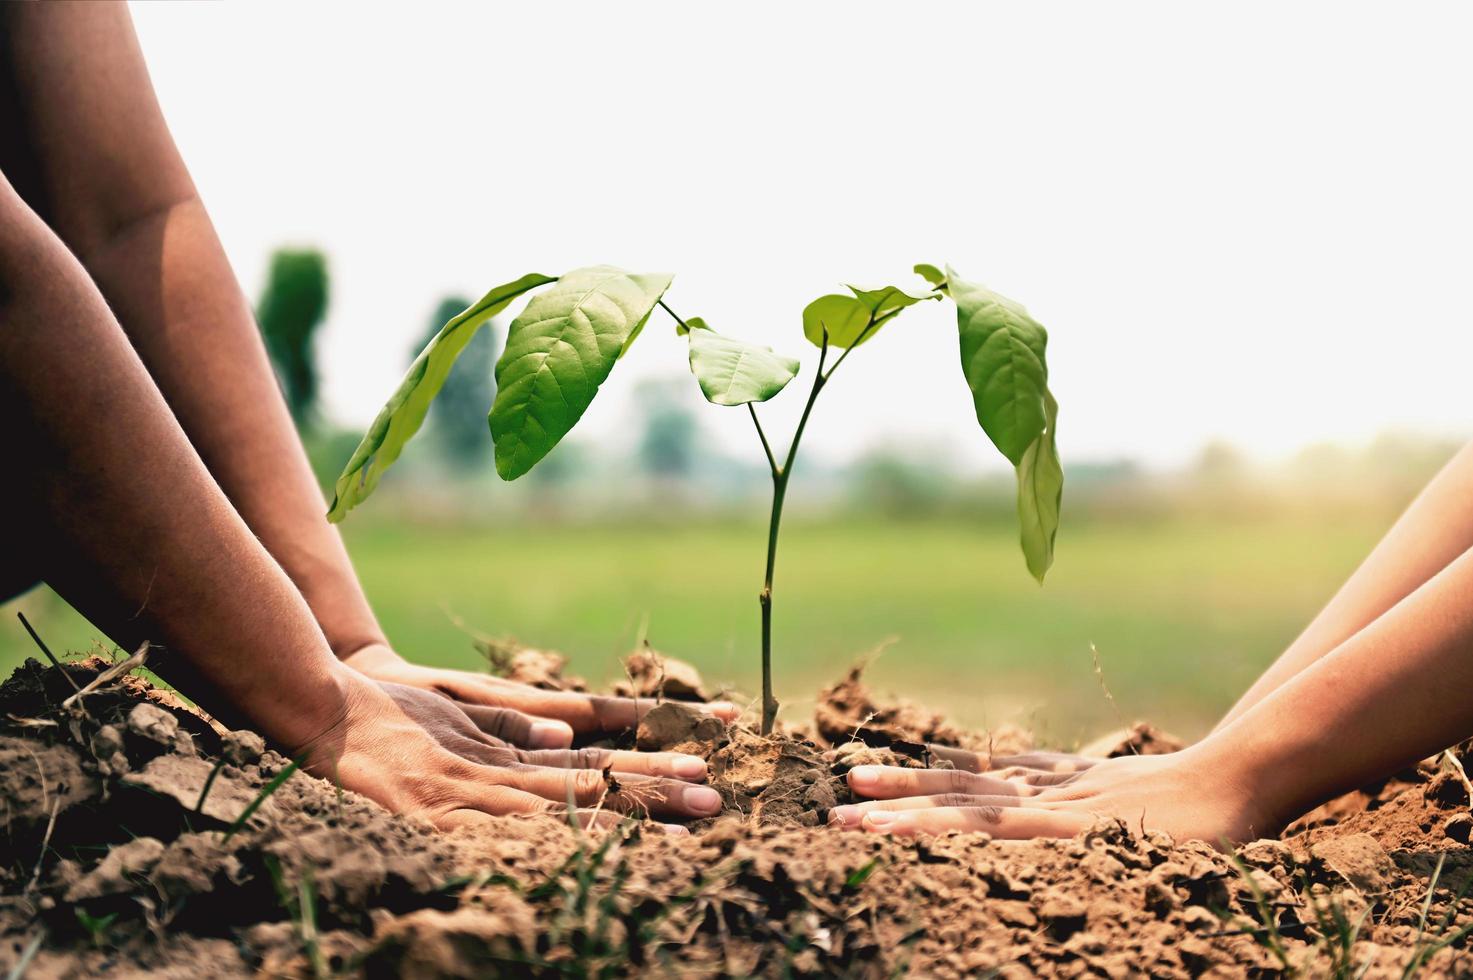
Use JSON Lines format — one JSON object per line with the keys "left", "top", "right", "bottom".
{"left": 326, "top": 272, "right": 556, "bottom": 522}
{"left": 675, "top": 315, "right": 708, "bottom": 338}
{"left": 687, "top": 323, "right": 800, "bottom": 406}
{"left": 490, "top": 266, "right": 672, "bottom": 480}
{"left": 914, "top": 263, "right": 946, "bottom": 288}
{"left": 1017, "top": 387, "right": 1062, "bottom": 582}
{"left": 801, "top": 294, "right": 871, "bottom": 349}
{"left": 950, "top": 265, "right": 1049, "bottom": 465}
{"left": 802, "top": 282, "right": 938, "bottom": 349}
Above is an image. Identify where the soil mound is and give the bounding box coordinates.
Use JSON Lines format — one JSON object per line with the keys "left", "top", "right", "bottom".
{"left": 1, "top": 655, "right": 1470, "bottom": 978}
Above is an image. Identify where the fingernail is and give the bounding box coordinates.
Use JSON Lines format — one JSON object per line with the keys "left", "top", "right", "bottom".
{"left": 660, "top": 823, "right": 690, "bottom": 836}
{"left": 712, "top": 702, "right": 738, "bottom": 719}
{"left": 529, "top": 721, "right": 573, "bottom": 749}
{"left": 828, "top": 805, "right": 859, "bottom": 827}
{"left": 862, "top": 811, "right": 897, "bottom": 831}
{"left": 672, "top": 756, "right": 707, "bottom": 780}
{"left": 848, "top": 766, "right": 880, "bottom": 791}
{"left": 683, "top": 786, "right": 723, "bottom": 815}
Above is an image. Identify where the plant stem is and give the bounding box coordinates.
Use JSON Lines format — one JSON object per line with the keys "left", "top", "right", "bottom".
{"left": 656, "top": 298, "right": 690, "bottom": 332}
{"left": 665, "top": 296, "right": 881, "bottom": 737}
{"left": 747, "top": 405, "right": 778, "bottom": 476}
{"left": 754, "top": 334, "right": 829, "bottom": 735}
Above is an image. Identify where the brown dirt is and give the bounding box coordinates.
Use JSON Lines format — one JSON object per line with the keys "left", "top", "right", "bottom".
{"left": 1, "top": 654, "right": 1471, "bottom": 978}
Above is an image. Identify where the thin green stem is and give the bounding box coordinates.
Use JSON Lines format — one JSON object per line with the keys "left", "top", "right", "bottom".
{"left": 821, "top": 312, "right": 884, "bottom": 381}
{"left": 747, "top": 404, "right": 779, "bottom": 477}
{"left": 758, "top": 331, "right": 830, "bottom": 735}
{"left": 657, "top": 298, "right": 690, "bottom": 332}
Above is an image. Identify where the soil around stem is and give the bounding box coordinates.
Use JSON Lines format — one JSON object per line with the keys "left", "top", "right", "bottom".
{"left": 1, "top": 654, "right": 1471, "bottom": 978}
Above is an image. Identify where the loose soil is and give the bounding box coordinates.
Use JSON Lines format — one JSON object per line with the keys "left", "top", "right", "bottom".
{"left": 1, "top": 652, "right": 1470, "bottom": 978}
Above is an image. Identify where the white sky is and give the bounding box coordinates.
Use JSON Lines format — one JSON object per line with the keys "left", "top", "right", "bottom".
{"left": 131, "top": 1, "right": 1473, "bottom": 472}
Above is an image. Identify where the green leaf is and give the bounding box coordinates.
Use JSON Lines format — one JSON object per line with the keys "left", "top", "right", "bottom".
{"left": 846, "top": 282, "right": 937, "bottom": 320}
{"left": 1017, "top": 388, "right": 1062, "bottom": 582}
{"left": 687, "top": 324, "right": 800, "bottom": 406}
{"left": 490, "top": 266, "right": 673, "bottom": 480}
{"left": 326, "top": 272, "right": 556, "bottom": 522}
{"left": 675, "top": 315, "right": 709, "bottom": 338}
{"left": 914, "top": 263, "right": 946, "bottom": 287}
{"left": 802, "top": 282, "right": 939, "bottom": 349}
{"left": 801, "top": 294, "right": 871, "bottom": 349}
{"left": 950, "top": 266, "right": 1049, "bottom": 465}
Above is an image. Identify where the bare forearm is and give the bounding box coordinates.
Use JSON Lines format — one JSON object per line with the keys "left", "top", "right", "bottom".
{"left": 1215, "top": 441, "right": 1473, "bottom": 730}
{"left": 80, "top": 200, "right": 387, "bottom": 657}
{"left": 4, "top": 0, "right": 385, "bottom": 657}
{"left": 1210, "top": 542, "right": 1473, "bottom": 829}
{"left": 0, "top": 187, "right": 349, "bottom": 751}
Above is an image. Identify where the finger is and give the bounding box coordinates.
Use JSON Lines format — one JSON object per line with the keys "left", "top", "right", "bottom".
{"left": 507, "top": 765, "right": 725, "bottom": 819}
{"left": 992, "top": 752, "right": 1098, "bottom": 775}
{"left": 829, "top": 794, "right": 1033, "bottom": 828}
{"left": 457, "top": 702, "right": 575, "bottom": 749}
{"left": 447, "top": 680, "right": 739, "bottom": 735}
{"left": 1007, "top": 768, "right": 1081, "bottom": 787}
{"left": 847, "top": 765, "right": 1037, "bottom": 800}
{"left": 860, "top": 805, "right": 1093, "bottom": 838}
{"left": 518, "top": 746, "right": 710, "bottom": 782}
{"left": 926, "top": 744, "right": 1098, "bottom": 775}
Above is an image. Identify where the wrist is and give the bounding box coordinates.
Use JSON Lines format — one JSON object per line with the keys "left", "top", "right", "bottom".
{"left": 337, "top": 640, "right": 402, "bottom": 671}
{"left": 229, "top": 656, "right": 361, "bottom": 762}
{"left": 1177, "top": 730, "right": 1293, "bottom": 840}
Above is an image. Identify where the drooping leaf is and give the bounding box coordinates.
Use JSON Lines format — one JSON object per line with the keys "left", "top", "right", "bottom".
{"left": 1017, "top": 387, "right": 1062, "bottom": 582}
{"left": 801, "top": 282, "right": 939, "bottom": 350}
{"left": 490, "top": 266, "right": 672, "bottom": 480}
{"left": 913, "top": 263, "right": 947, "bottom": 288}
{"left": 326, "top": 272, "right": 556, "bottom": 521}
{"left": 687, "top": 322, "right": 800, "bottom": 406}
{"left": 950, "top": 266, "right": 1049, "bottom": 465}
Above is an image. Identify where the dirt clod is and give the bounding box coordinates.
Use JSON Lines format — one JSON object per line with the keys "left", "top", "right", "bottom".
{"left": 634, "top": 700, "right": 725, "bottom": 753}
{"left": 616, "top": 647, "right": 710, "bottom": 702}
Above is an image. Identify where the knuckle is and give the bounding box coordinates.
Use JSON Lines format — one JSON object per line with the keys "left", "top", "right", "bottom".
{"left": 573, "top": 769, "right": 604, "bottom": 797}
{"left": 576, "top": 747, "right": 609, "bottom": 769}
{"left": 938, "top": 793, "right": 974, "bottom": 808}
{"left": 968, "top": 805, "right": 1006, "bottom": 826}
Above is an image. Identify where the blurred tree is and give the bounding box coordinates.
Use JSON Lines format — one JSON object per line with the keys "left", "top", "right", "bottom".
{"left": 413, "top": 296, "right": 498, "bottom": 468}
{"left": 256, "top": 248, "right": 329, "bottom": 430}
{"left": 634, "top": 378, "right": 698, "bottom": 479}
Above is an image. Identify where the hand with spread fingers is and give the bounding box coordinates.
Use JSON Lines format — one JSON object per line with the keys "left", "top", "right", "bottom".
{"left": 843, "top": 441, "right": 1473, "bottom": 847}
{"left": 831, "top": 748, "right": 1262, "bottom": 844}
{"left": 299, "top": 673, "right": 724, "bottom": 834}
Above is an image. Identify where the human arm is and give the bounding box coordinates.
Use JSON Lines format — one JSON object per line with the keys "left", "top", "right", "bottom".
{"left": 0, "top": 165, "right": 724, "bottom": 827}
{"left": 917, "top": 437, "right": 1473, "bottom": 777}
{"left": 1, "top": 1, "right": 737, "bottom": 739}
{"left": 1213, "top": 440, "right": 1473, "bottom": 730}
{"left": 838, "top": 539, "right": 1473, "bottom": 843}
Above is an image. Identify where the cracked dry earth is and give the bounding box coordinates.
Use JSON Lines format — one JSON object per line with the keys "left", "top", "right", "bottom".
{"left": 1, "top": 651, "right": 1472, "bottom": 978}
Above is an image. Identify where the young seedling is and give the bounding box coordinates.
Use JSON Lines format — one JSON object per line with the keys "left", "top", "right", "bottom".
{"left": 330, "top": 264, "right": 1062, "bottom": 735}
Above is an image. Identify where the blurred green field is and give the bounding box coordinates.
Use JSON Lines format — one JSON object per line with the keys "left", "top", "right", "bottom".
{"left": 0, "top": 514, "right": 1383, "bottom": 743}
